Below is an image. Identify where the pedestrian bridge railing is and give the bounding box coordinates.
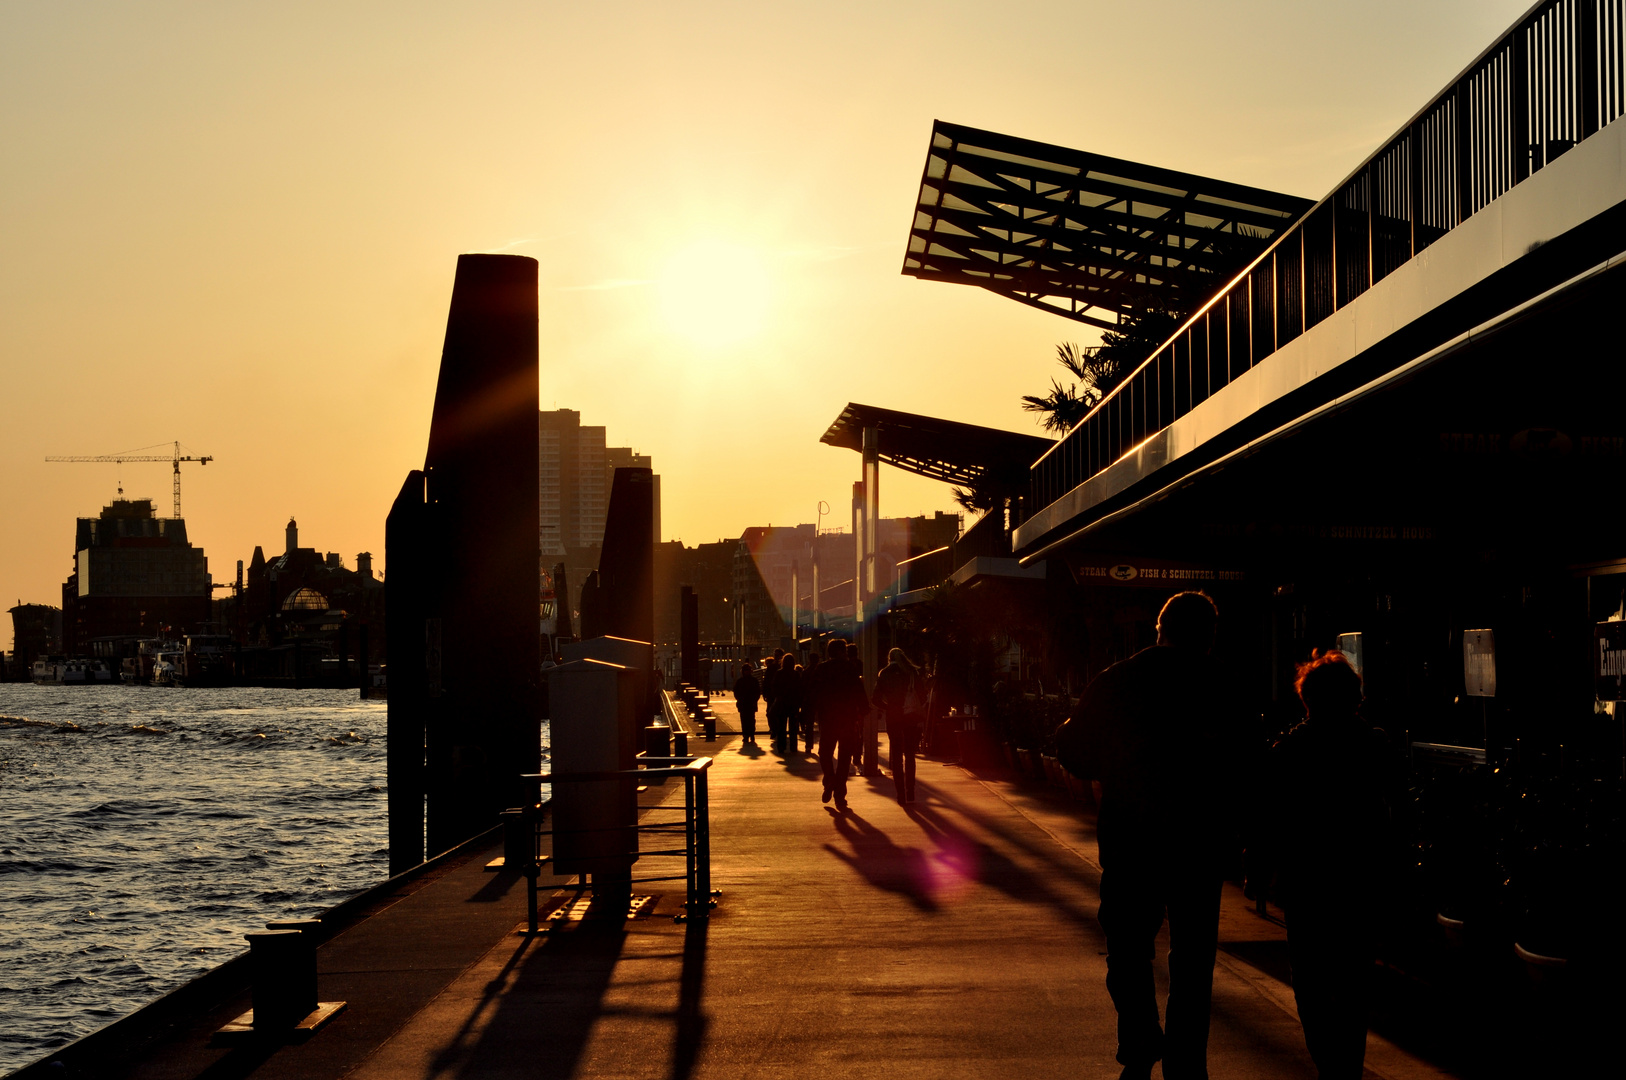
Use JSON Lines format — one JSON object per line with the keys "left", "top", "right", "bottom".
{"left": 510, "top": 755, "right": 715, "bottom": 931}
{"left": 1026, "top": 0, "right": 1626, "bottom": 529}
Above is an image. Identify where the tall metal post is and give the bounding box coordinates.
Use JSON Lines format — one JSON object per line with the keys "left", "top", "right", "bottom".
{"left": 859, "top": 426, "right": 881, "bottom": 776}
{"left": 789, "top": 559, "right": 799, "bottom": 649}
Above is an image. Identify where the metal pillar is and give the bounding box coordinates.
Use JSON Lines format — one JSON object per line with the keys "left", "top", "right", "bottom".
{"left": 858, "top": 426, "right": 881, "bottom": 776}
{"left": 789, "top": 560, "right": 799, "bottom": 648}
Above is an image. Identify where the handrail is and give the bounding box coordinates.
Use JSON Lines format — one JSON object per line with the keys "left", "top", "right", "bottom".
{"left": 1029, "top": 0, "right": 1626, "bottom": 518}
{"left": 510, "top": 755, "right": 714, "bottom": 930}
{"left": 659, "top": 689, "right": 692, "bottom": 735}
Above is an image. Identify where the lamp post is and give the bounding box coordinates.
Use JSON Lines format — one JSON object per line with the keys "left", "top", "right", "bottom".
{"left": 813, "top": 501, "right": 829, "bottom": 634}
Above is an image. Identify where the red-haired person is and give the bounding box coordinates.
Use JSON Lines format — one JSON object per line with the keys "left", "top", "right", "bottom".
{"left": 1264, "top": 650, "right": 1397, "bottom": 1080}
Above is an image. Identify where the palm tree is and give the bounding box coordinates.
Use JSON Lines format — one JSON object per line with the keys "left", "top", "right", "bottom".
{"left": 1021, "top": 310, "right": 1183, "bottom": 434}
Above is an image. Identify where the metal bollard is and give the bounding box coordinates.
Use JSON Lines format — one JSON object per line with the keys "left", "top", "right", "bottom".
{"left": 244, "top": 930, "right": 317, "bottom": 1029}
{"left": 501, "top": 807, "right": 529, "bottom": 869}
{"left": 645, "top": 723, "right": 671, "bottom": 758}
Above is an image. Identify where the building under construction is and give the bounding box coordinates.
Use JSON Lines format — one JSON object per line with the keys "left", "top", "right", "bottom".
{"left": 60, "top": 498, "right": 212, "bottom": 657}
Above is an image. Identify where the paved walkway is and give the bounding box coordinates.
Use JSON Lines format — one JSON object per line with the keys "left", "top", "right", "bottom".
{"left": 87, "top": 700, "right": 1463, "bottom": 1080}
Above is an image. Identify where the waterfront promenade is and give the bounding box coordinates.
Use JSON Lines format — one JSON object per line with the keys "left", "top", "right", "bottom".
{"left": 52, "top": 700, "right": 1460, "bottom": 1080}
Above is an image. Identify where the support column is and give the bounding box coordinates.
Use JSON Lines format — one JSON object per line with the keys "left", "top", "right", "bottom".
{"left": 859, "top": 426, "right": 881, "bottom": 776}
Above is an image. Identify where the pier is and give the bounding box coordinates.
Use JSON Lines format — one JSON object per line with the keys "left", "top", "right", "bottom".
{"left": 27, "top": 698, "right": 1487, "bottom": 1080}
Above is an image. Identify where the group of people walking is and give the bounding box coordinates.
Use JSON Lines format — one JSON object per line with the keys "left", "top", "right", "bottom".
{"left": 1064, "top": 590, "right": 1397, "bottom": 1080}
{"left": 733, "top": 590, "right": 1388, "bottom": 1080}
{"left": 733, "top": 641, "right": 927, "bottom": 808}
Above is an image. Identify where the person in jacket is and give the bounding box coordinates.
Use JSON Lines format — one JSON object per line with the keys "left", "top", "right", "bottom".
{"left": 733, "top": 662, "right": 762, "bottom": 745}
{"left": 760, "top": 654, "right": 780, "bottom": 742}
{"left": 875, "top": 648, "right": 924, "bottom": 803}
{"left": 1259, "top": 650, "right": 1395, "bottom": 1080}
{"left": 806, "top": 638, "right": 868, "bottom": 807}
{"left": 772, "top": 658, "right": 803, "bottom": 752}
{"left": 1064, "top": 591, "right": 1251, "bottom": 1080}
{"left": 798, "top": 654, "right": 821, "bottom": 752}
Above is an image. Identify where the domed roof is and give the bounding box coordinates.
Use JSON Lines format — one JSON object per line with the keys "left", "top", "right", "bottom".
{"left": 281, "top": 587, "right": 328, "bottom": 611}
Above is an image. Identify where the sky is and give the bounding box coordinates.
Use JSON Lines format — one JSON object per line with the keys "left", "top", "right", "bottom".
{"left": 0, "top": 0, "right": 1533, "bottom": 652}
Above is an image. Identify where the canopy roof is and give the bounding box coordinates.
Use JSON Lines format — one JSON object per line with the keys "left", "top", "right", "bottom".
{"left": 902, "top": 121, "right": 1313, "bottom": 329}
{"left": 820, "top": 402, "right": 1054, "bottom": 489}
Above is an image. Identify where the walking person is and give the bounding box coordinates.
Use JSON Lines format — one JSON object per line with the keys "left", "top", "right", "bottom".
{"left": 1255, "top": 650, "right": 1395, "bottom": 1080}
{"left": 760, "top": 654, "right": 781, "bottom": 744}
{"left": 773, "top": 657, "right": 803, "bottom": 752}
{"left": 734, "top": 661, "right": 762, "bottom": 746}
{"left": 1059, "top": 591, "right": 1250, "bottom": 1080}
{"left": 799, "top": 654, "right": 821, "bottom": 752}
{"left": 807, "top": 639, "right": 867, "bottom": 807}
{"left": 875, "top": 648, "right": 925, "bottom": 803}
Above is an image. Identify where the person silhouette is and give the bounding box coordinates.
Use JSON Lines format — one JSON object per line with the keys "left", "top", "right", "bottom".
{"left": 1064, "top": 591, "right": 1248, "bottom": 1080}
{"left": 875, "top": 647, "right": 924, "bottom": 803}
{"left": 1262, "top": 650, "right": 1394, "bottom": 1080}
{"left": 807, "top": 639, "right": 867, "bottom": 807}
{"left": 733, "top": 662, "right": 762, "bottom": 745}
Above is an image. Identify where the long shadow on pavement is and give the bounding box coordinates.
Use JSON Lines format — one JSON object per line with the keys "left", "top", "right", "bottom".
{"left": 440, "top": 906, "right": 711, "bottom": 1080}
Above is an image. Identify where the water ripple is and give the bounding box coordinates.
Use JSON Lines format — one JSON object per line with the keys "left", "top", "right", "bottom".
{"left": 0, "top": 686, "right": 417, "bottom": 1074}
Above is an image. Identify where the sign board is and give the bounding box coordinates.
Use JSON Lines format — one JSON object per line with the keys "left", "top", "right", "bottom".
{"left": 1336, "top": 632, "right": 1364, "bottom": 676}
{"left": 1595, "top": 621, "right": 1626, "bottom": 702}
{"left": 1463, "top": 629, "right": 1496, "bottom": 698}
{"left": 1067, "top": 555, "right": 1244, "bottom": 588}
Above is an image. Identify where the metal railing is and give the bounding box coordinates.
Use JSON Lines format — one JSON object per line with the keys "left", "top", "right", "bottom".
{"left": 511, "top": 755, "right": 714, "bottom": 931}
{"left": 1030, "top": 0, "right": 1626, "bottom": 513}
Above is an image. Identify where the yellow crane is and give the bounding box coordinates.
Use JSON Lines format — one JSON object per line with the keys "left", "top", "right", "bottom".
{"left": 46, "top": 441, "right": 214, "bottom": 519}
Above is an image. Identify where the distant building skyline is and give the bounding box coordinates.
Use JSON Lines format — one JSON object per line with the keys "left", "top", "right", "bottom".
{"left": 60, "top": 498, "right": 212, "bottom": 656}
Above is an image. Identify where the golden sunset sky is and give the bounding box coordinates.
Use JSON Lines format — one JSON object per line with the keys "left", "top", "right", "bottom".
{"left": 1, "top": 0, "right": 1530, "bottom": 651}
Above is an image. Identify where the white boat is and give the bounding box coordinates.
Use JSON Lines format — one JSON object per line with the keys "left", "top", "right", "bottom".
{"left": 32, "top": 658, "right": 113, "bottom": 685}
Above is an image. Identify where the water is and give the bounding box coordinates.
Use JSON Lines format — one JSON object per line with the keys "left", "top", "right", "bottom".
{"left": 0, "top": 686, "right": 390, "bottom": 1075}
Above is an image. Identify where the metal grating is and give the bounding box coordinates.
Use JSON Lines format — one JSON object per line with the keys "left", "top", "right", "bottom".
{"left": 903, "top": 121, "right": 1313, "bottom": 330}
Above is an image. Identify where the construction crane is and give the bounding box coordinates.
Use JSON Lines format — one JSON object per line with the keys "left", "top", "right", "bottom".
{"left": 46, "top": 441, "right": 214, "bottom": 519}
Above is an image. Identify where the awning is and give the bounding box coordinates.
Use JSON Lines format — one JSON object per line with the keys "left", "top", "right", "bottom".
{"left": 902, "top": 120, "right": 1313, "bottom": 329}
{"left": 820, "top": 402, "right": 1054, "bottom": 490}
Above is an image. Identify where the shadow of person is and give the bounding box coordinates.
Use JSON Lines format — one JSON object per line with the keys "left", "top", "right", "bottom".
{"left": 735, "top": 741, "right": 765, "bottom": 758}
{"left": 823, "top": 808, "right": 940, "bottom": 912}
{"left": 900, "top": 798, "right": 1102, "bottom": 935}
{"left": 780, "top": 751, "right": 824, "bottom": 782}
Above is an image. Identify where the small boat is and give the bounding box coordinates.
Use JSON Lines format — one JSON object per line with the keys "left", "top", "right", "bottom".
{"left": 32, "top": 658, "right": 113, "bottom": 685}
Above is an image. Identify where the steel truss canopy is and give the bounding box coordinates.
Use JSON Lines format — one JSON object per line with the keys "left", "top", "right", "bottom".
{"left": 821, "top": 402, "right": 1054, "bottom": 490}
{"left": 902, "top": 121, "right": 1315, "bottom": 329}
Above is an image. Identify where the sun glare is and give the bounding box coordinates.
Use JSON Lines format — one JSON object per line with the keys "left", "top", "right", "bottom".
{"left": 658, "top": 240, "right": 771, "bottom": 348}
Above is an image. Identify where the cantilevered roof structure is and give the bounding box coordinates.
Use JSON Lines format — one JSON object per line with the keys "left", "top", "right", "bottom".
{"left": 821, "top": 402, "right": 1054, "bottom": 491}
{"left": 902, "top": 120, "right": 1314, "bottom": 329}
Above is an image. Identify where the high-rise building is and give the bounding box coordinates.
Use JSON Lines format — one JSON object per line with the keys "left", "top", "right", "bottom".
{"left": 538, "top": 409, "right": 607, "bottom": 555}
{"left": 60, "top": 498, "right": 211, "bottom": 655}
{"left": 538, "top": 408, "right": 659, "bottom": 625}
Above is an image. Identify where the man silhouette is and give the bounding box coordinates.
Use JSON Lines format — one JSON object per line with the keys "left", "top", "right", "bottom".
{"left": 1067, "top": 591, "right": 1245, "bottom": 1080}
{"left": 808, "top": 638, "right": 867, "bottom": 807}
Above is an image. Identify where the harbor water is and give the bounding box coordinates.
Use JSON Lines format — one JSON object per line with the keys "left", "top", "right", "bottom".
{"left": 0, "top": 686, "right": 397, "bottom": 1074}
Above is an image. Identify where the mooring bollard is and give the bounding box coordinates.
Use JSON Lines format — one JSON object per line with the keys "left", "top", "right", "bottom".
{"left": 244, "top": 929, "right": 317, "bottom": 1030}
{"left": 501, "top": 807, "right": 529, "bottom": 869}
{"left": 217, "top": 919, "right": 345, "bottom": 1041}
